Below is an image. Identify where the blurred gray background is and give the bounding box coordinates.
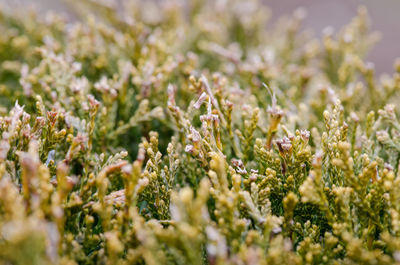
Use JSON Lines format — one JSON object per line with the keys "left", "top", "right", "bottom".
{"left": 266, "top": 0, "right": 400, "bottom": 75}
{"left": 2, "top": 0, "right": 400, "bottom": 75}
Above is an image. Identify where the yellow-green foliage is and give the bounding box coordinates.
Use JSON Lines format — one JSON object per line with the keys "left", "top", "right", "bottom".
{"left": 1, "top": 1, "right": 400, "bottom": 264}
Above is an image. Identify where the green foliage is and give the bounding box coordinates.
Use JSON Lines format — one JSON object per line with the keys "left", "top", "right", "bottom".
{"left": 0, "top": 1, "right": 400, "bottom": 264}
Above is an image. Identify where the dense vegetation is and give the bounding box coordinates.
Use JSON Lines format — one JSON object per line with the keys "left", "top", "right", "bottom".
{"left": 1, "top": 1, "right": 400, "bottom": 264}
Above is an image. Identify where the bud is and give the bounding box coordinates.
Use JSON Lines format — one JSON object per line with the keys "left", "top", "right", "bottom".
{"left": 276, "top": 136, "right": 292, "bottom": 156}
{"left": 300, "top": 129, "right": 310, "bottom": 143}
{"left": 376, "top": 130, "right": 390, "bottom": 144}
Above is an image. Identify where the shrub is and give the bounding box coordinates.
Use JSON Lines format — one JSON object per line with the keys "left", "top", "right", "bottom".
{"left": 0, "top": 1, "right": 400, "bottom": 264}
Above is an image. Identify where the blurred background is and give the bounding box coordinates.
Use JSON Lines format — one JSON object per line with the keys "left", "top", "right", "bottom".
{"left": 2, "top": 0, "right": 400, "bottom": 74}
{"left": 266, "top": 0, "right": 400, "bottom": 75}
